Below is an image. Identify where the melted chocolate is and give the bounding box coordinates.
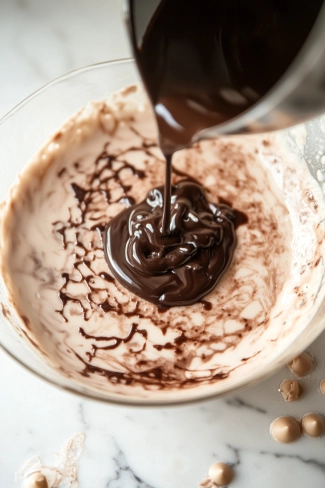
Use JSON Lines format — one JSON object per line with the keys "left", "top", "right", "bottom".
{"left": 103, "top": 0, "right": 321, "bottom": 306}
{"left": 105, "top": 181, "right": 237, "bottom": 306}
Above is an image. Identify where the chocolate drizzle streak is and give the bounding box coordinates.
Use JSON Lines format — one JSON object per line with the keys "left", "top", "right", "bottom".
{"left": 79, "top": 322, "right": 148, "bottom": 360}
{"left": 75, "top": 349, "right": 229, "bottom": 388}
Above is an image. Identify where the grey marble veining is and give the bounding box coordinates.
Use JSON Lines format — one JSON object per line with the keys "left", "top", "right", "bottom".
{"left": 1, "top": 1, "right": 325, "bottom": 487}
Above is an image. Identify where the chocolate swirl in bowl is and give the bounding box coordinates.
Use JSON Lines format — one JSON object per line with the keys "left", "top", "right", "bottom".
{"left": 105, "top": 181, "right": 240, "bottom": 307}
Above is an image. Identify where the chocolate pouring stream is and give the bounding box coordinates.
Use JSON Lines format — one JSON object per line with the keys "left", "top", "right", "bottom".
{"left": 104, "top": 0, "right": 323, "bottom": 307}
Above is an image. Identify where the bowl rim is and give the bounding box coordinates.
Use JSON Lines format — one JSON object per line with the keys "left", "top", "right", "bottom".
{"left": 0, "top": 58, "right": 134, "bottom": 124}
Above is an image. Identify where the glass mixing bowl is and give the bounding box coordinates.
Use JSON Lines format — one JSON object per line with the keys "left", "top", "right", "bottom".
{"left": 1, "top": 59, "right": 325, "bottom": 406}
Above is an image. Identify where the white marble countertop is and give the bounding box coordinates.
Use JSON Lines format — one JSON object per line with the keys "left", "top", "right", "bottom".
{"left": 1, "top": 1, "right": 325, "bottom": 487}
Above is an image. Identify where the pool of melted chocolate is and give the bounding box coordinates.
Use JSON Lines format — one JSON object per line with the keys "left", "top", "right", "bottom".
{"left": 105, "top": 181, "right": 240, "bottom": 306}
